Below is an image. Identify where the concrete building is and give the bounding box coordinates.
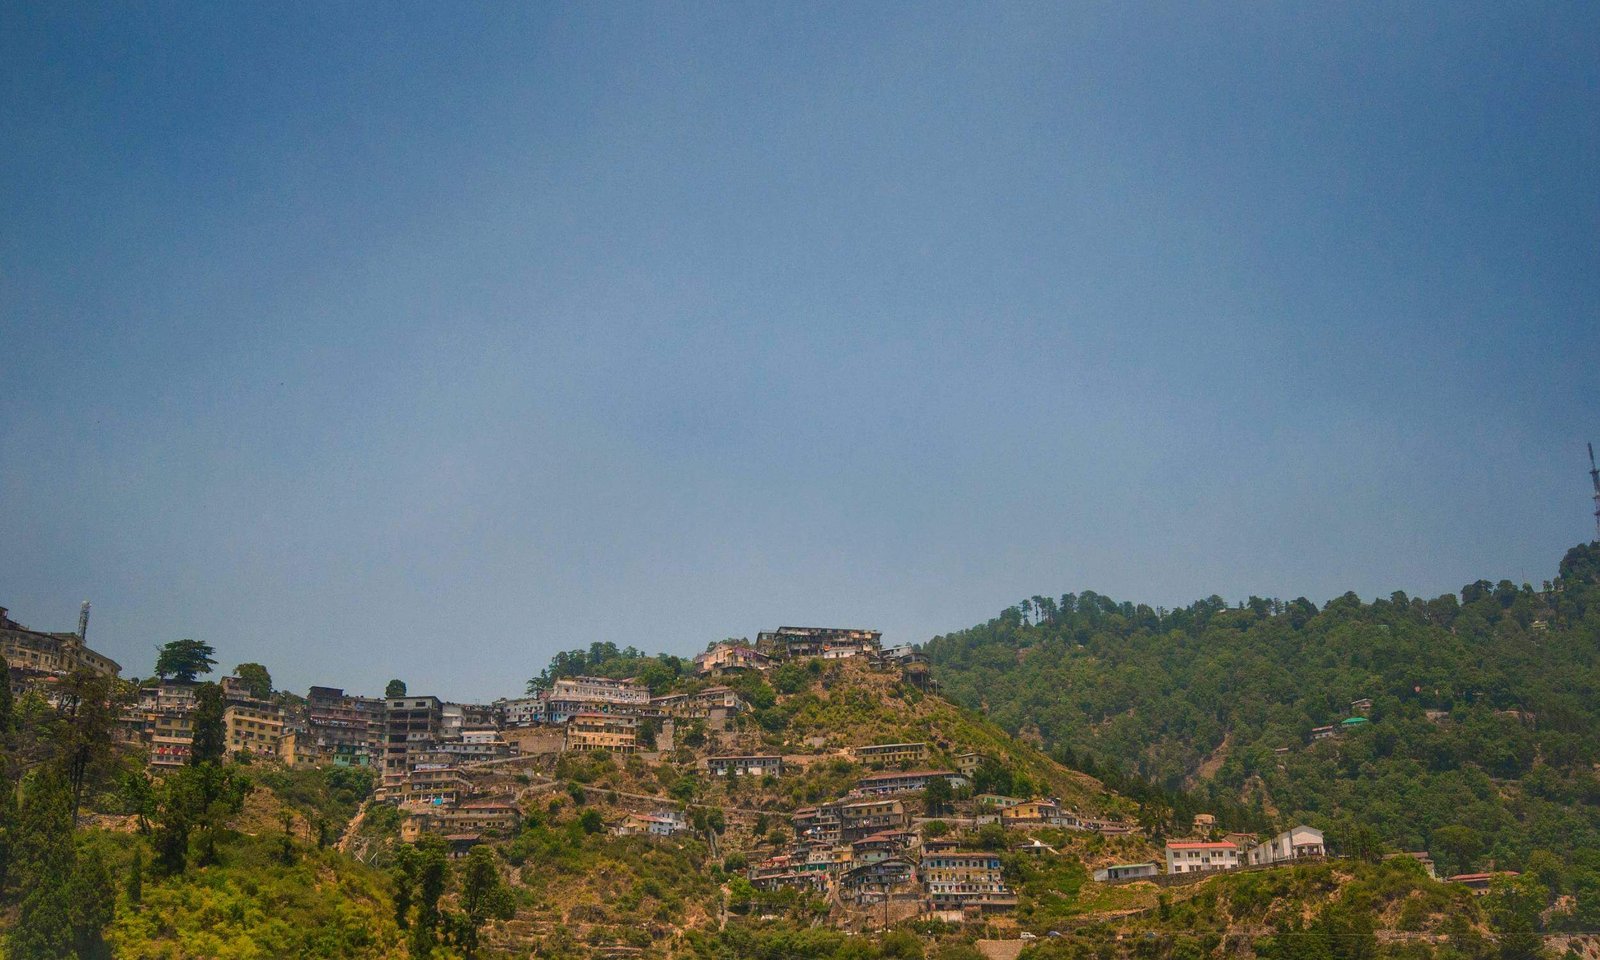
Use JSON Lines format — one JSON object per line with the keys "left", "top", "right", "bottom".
{"left": 920, "top": 852, "right": 1016, "bottom": 912}
{"left": 496, "top": 696, "right": 543, "bottom": 727}
{"left": 615, "top": 810, "right": 688, "bottom": 837}
{"left": 564, "top": 713, "right": 637, "bottom": 753}
{"left": 705, "top": 754, "right": 784, "bottom": 777}
{"left": 549, "top": 676, "right": 649, "bottom": 705}
{"left": 299, "top": 686, "right": 384, "bottom": 768}
{"left": 1000, "top": 799, "right": 1062, "bottom": 827}
{"left": 755, "top": 626, "right": 882, "bottom": 661}
{"left": 692, "top": 643, "right": 773, "bottom": 677}
{"left": 1245, "top": 825, "right": 1325, "bottom": 866}
{"left": 1165, "top": 841, "right": 1241, "bottom": 874}
{"left": 140, "top": 682, "right": 200, "bottom": 769}
{"left": 854, "top": 769, "right": 968, "bottom": 796}
{"left": 955, "top": 752, "right": 990, "bottom": 777}
{"left": 837, "top": 798, "right": 908, "bottom": 842}
{"left": 384, "top": 695, "right": 444, "bottom": 790}
{"left": 852, "top": 742, "right": 929, "bottom": 766}
{"left": 1, "top": 605, "right": 121, "bottom": 685}
{"left": 398, "top": 765, "right": 470, "bottom": 806}
{"left": 1093, "top": 862, "right": 1159, "bottom": 882}
{"left": 223, "top": 697, "right": 284, "bottom": 759}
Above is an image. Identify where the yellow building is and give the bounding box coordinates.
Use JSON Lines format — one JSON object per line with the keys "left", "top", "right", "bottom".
{"left": 224, "top": 699, "right": 284, "bottom": 759}
{"left": 564, "top": 713, "right": 638, "bottom": 753}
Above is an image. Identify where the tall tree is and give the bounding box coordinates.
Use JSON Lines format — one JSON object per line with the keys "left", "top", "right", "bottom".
{"left": 6, "top": 773, "right": 77, "bottom": 960}
{"left": 153, "top": 639, "right": 216, "bottom": 683}
{"left": 0, "top": 650, "right": 14, "bottom": 737}
{"left": 385, "top": 679, "right": 407, "bottom": 699}
{"left": 189, "top": 682, "right": 227, "bottom": 766}
{"left": 408, "top": 836, "right": 450, "bottom": 958}
{"left": 233, "top": 663, "right": 272, "bottom": 700}
{"left": 452, "top": 845, "right": 515, "bottom": 958}
{"left": 55, "top": 670, "right": 122, "bottom": 820}
{"left": 67, "top": 839, "right": 115, "bottom": 960}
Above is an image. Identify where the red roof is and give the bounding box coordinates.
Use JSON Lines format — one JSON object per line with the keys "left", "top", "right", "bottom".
{"left": 1167, "top": 842, "right": 1237, "bottom": 850}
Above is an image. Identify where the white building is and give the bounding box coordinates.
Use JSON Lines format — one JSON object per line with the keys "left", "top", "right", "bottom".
{"left": 497, "top": 697, "right": 543, "bottom": 727}
{"left": 1093, "top": 862, "right": 1159, "bottom": 882}
{"left": 549, "top": 676, "right": 649, "bottom": 705}
{"left": 1165, "top": 841, "right": 1241, "bottom": 874}
{"left": 1246, "top": 825, "right": 1325, "bottom": 866}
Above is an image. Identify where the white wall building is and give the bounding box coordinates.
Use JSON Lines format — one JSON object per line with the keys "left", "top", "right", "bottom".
{"left": 1165, "top": 841, "right": 1241, "bottom": 874}
{"left": 1246, "top": 826, "right": 1326, "bottom": 866}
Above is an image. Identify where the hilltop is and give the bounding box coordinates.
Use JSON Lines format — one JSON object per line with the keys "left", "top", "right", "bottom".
{"left": 7, "top": 594, "right": 1600, "bottom": 959}
{"left": 925, "top": 543, "right": 1600, "bottom": 879}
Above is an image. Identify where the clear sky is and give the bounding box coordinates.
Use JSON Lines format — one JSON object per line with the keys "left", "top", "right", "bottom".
{"left": 3, "top": 3, "right": 1596, "bottom": 701}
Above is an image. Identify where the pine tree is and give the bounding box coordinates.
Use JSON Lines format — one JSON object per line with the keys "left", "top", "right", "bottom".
{"left": 68, "top": 840, "right": 115, "bottom": 960}
{"left": 6, "top": 774, "right": 77, "bottom": 960}
{"left": 189, "top": 682, "right": 227, "bottom": 766}
{"left": 126, "top": 846, "right": 144, "bottom": 907}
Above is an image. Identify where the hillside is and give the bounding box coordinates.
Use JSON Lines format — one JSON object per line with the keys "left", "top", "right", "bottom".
{"left": 9, "top": 591, "right": 1600, "bottom": 959}
{"left": 925, "top": 543, "right": 1600, "bottom": 879}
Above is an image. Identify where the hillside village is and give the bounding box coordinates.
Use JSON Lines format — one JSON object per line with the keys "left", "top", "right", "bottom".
{"left": 4, "top": 603, "right": 1502, "bottom": 951}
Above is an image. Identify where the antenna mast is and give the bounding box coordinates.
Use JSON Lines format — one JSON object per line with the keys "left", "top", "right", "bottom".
{"left": 1590, "top": 443, "right": 1600, "bottom": 542}
{"left": 78, "top": 600, "right": 91, "bottom": 640}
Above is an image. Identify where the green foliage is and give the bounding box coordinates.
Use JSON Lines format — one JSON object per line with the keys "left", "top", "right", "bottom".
{"left": 453, "top": 845, "right": 514, "bottom": 958}
{"left": 190, "top": 682, "right": 227, "bottom": 766}
{"left": 928, "top": 559, "right": 1600, "bottom": 866}
{"left": 527, "top": 642, "right": 690, "bottom": 695}
{"left": 384, "top": 678, "right": 406, "bottom": 698}
{"left": 153, "top": 639, "right": 217, "bottom": 683}
{"left": 233, "top": 663, "right": 272, "bottom": 700}
{"left": 108, "top": 836, "right": 403, "bottom": 958}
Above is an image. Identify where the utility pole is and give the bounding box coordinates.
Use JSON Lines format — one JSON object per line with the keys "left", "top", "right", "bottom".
{"left": 78, "top": 600, "right": 91, "bottom": 640}
{"left": 1590, "top": 443, "right": 1600, "bottom": 541}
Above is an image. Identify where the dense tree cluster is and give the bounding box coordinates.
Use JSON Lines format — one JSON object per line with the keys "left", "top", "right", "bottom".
{"left": 927, "top": 544, "right": 1600, "bottom": 881}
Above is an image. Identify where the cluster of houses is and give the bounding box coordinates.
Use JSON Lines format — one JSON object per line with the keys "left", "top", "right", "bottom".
{"left": 7, "top": 609, "right": 1459, "bottom": 900}
{"left": 739, "top": 741, "right": 1142, "bottom": 919}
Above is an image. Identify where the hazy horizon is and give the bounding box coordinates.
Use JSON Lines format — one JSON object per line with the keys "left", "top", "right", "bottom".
{"left": 5, "top": 4, "right": 1597, "bottom": 701}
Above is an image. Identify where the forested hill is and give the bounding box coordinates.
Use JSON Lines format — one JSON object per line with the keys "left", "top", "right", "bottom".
{"left": 924, "top": 543, "right": 1600, "bottom": 875}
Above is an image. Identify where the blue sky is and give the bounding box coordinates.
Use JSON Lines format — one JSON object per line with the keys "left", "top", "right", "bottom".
{"left": 3, "top": 3, "right": 1596, "bottom": 701}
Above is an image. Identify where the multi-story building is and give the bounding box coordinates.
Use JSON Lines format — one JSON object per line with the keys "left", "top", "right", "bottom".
{"left": 496, "top": 696, "right": 544, "bottom": 727}
{"left": 852, "top": 742, "right": 928, "bottom": 766}
{"left": 140, "top": 681, "right": 199, "bottom": 769}
{"left": 852, "top": 830, "right": 917, "bottom": 865}
{"left": 1165, "top": 840, "right": 1242, "bottom": 874}
{"left": 564, "top": 713, "right": 637, "bottom": 753}
{"left": 842, "top": 857, "right": 916, "bottom": 901}
{"left": 398, "top": 765, "right": 470, "bottom": 806}
{"left": 854, "top": 770, "right": 968, "bottom": 796}
{"left": 705, "top": 755, "right": 784, "bottom": 778}
{"left": 549, "top": 676, "right": 648, "bottom": 705}
{"left": 692, "top": 643, "right": 773, "bottom": 677}
{"left": 1000, "top": 799, "right": 1062, "bottom": 827}
{"left": 793, "top": 806, "right": 842, "bottom": 845}
{"left": 1245, "top": 826, "right": 1325, "bottom": 866}
{"left": 427, "top": 800, "right": 521, "bottom": 836}
{"left": 542, "top": 676, "right": 652, "bottom": 725}
{"left": 920, "top": 852, "right": 1016, "bottom": 912}
{"left": 301, "top": 686, "right": 385, "bottom": 767}
{"left": 955, "top": 752, "right": 990, "bottom": 777}
{"left": 223, "top": 696, "right": 284, "bottom": 759}
{"left": 384, "top": 695, "right": 444, "bottom": 790}
{"left": 836, "top": 798, "right": 908, "bottom": 842}
{"left": 755, "top": 626, "right": 882, "bottom": 661}
{"left": 1, "top": 605, "right": 121, "bottom": 688}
